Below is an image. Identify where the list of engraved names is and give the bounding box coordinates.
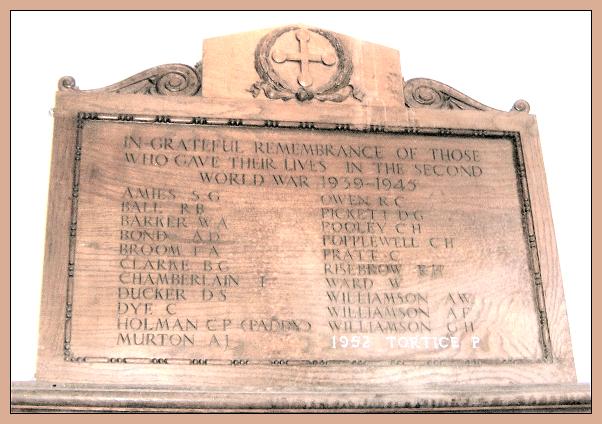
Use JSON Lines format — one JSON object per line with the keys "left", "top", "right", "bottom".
{"left": 70, "top": 120, "right": 542, "bottom": 362}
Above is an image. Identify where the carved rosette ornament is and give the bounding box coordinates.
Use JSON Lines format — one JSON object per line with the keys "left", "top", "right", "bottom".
{"left": 250, "top": 26, "right": 364, "bottom": 102}
{"left": 58, "top": 63, "right": 202, "bottom": 96}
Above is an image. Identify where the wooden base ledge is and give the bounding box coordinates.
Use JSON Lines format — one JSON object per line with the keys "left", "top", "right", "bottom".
{"left": 11, "top": 381, "right": 591, "bottom": 413}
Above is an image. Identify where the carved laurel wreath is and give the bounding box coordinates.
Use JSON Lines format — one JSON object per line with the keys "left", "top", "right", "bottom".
{"left": 249, "top": 26, "right": 364, "bottom": 103}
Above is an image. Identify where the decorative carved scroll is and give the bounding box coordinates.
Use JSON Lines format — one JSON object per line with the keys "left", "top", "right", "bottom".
{"left": 58, "top": 63, "right": 202, "bottom": 96}
{"left": 404, "top": 78, "right": 529, "bottom": 113}
{"left": 511, "top": 99, "right": 531, "bottom": 113}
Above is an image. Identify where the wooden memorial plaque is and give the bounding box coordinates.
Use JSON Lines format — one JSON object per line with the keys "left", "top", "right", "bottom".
{"left": 12, "top": 26, "right": 591, "bottom": 412}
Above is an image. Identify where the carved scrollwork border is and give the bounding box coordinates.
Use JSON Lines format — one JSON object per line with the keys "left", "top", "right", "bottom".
{"left": 404, "top": 78, "right": 530, "bottom": 113}
{"left": 58, "top": 63, "right": 202, "bottom": 96}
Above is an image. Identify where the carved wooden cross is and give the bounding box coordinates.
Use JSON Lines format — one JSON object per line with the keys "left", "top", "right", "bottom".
{"left": 271, "top": 29, "right": 336, "bottom": 88}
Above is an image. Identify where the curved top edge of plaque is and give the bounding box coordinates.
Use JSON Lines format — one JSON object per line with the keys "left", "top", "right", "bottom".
{"left": 58, "top": 63, "right": 203, "bottom": 97}
{"left": 56, "top": 25, "right": 530, "bottom": 113}
{"left": 403, "top": 78, "right": 530, "bottom": 114}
